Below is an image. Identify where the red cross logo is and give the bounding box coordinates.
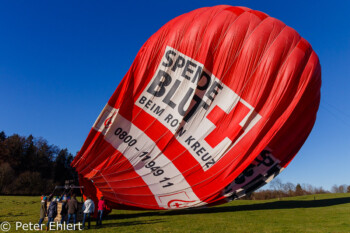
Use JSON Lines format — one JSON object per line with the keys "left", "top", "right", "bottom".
{"left": 205, "top": 101, "right": 251, "bottom": 148}
{"left": 104, "top": 112, "right": 116, "bottom": 128}
{"left": 167, "top": 199, "right": 196, "bottom": 208}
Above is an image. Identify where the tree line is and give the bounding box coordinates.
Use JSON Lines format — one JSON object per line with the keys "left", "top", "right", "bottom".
{"left": 244, "top": 178, "right": 350, "bottom": 200}
{"left": 1, "top": 131, "right": 349, "bottom": 198}
{"left": 0, "top": 131, "right": 77, "bottom": 195}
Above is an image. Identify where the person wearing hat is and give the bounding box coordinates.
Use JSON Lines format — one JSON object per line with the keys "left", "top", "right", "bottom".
{"left": 38, "top": 196, "right": 47, "bottom": 227}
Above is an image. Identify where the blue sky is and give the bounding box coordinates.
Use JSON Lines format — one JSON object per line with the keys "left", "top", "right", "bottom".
{"left": 0, "top": 0, "right": 349, "bottom": 191}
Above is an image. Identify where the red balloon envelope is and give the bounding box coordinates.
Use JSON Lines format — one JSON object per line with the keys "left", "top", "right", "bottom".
{"left": 72, "top": 5, "right": 321, "bottom": 210}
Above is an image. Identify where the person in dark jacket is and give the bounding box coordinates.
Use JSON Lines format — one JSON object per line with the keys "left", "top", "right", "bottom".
{"left": 66, "top": 194, "right": 78, "bottom": 226}
{"left": 38, "top": 196, "right": 47, "bottom": 226}
{"left": 60, "top": 199, "right": 68, "bottom": 224}
{"left": 46, "top": 197, "right": 58, "bottom": 230}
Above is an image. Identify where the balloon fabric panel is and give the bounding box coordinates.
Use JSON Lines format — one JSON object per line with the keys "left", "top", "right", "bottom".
{"left": 72, "top": 5, "right": 321, "bottom": 210}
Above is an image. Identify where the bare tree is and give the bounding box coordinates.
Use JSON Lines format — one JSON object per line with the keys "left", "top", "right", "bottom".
{"left": 305, "top": 184, "right": 315, "bottom": 194}
{"left": 270, "top": 178, "right": 284, "bottom": 199}
{"left": 339, "top": 184, "right": 348, "bottom": 193}
{"left": 331, "top": 185, "right": 339, "bottom": 193}
{"left": 283, "top": 182, "right": 295, "bottom": 196}
{"left": 331, "top": 184, "right": 348, "bottom": 193}
{"left": 270, "top": 178, "right": 283, "bottom": 191}
{"left": 314, "top": 186, "right": 327, "bottom": 194}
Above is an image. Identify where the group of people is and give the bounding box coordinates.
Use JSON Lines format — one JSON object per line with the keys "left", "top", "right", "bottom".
{"left": 81, "top": 196, "right": 106, "bottom": 229}
{"left": 39, "top": 193, "right": 106, "bottom": 230}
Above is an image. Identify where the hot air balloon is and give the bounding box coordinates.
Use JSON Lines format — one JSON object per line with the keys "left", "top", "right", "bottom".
{"left": 71, "top": 5, "right": 321, "bottom": 210}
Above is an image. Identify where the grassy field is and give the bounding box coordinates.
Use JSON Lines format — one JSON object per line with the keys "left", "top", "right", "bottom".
{"left": 1, "top": 193, "right": 350, "bottom": 232}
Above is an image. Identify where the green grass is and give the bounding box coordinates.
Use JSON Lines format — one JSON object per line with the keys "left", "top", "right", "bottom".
{"left": 1, "top": 193, "right": 350, "bottom": 232}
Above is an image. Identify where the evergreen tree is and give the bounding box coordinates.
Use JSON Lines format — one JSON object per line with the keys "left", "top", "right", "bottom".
{"left": 0, "top": 131, "right": 78, "bottom": 195}
{"left": 295, "top": 183, "right": 304, "bottom": 196}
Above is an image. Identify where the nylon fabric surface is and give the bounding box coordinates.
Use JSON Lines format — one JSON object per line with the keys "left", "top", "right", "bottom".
{"left": 72, "top": 5, "right": 321, "bottom": 210}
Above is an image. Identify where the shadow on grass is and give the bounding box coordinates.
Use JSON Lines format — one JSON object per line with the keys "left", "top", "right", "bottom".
{"left": 7, "top": 212, "right": 27, "bottom": 217}
{"left": 97, "top": 219, "right": 165, "bottom": 228}
{"left": 107, "top": 197, "right": 350, "bottom": 220}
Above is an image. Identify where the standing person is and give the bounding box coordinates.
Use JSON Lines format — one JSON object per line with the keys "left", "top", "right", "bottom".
{"left": 66, "top": 194, "right": 78, "bottom": 227}
{"left": 96, "top": 196, "right": 106, "bottom": 227}
{"left": 60, "top": 199, "right": 68, "bottom": 224}
{"left": 46, "top": 197, "right": 58, "bottom": 230}
{"left": 38, "top": 196, "right": 47, "bottom": 227}
{"left": 82, "top": 197, "right": 95, "bottom": 229}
